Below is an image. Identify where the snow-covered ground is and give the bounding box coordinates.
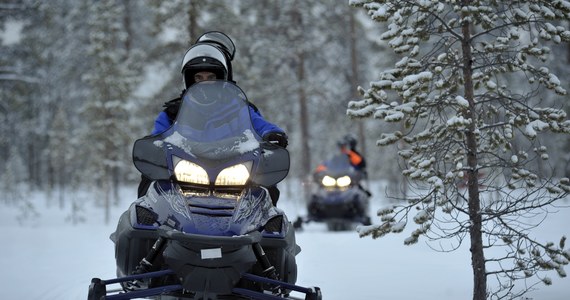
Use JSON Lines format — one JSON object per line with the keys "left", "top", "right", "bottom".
{"left": 1, "top": 183, "right": 569, "bottom": 300}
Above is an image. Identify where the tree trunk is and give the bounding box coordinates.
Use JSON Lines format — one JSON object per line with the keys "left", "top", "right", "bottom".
{"left": 297, "top": 51, "right": 312, "bottom": 201}
{"left": 122, "top": 0, "right": 132, "bottom": 53}
{"left": 567, "top": 36, "right": 570, "bottom": 63}
{"left": 291, "top": 4, "right": 312, "bottom": 201}
{"left": 348, "top": 10, "right": 367, "bottom": 158}
{"left": 113, "top": 166, "right": 120, "bottom": 206}
{"left": 187, "top": 2, "right": 199, "bottom": 42}
{"left": 104, "top": 171, "right": 111, "bottom": 225}
{"left": 460, "top": 3, "right": 487, "bottom": 299}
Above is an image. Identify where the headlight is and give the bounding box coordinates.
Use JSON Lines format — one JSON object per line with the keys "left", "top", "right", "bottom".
{"left": 336, "top": 176, "right": 351, "bottom": 187}
{"left": 321, "top": 175, "right": 336, "bottom": 187}
{"left": 215, "top": 162, "right": 251, "bottom": 185}
{"left": 321, "top": 175, "right": 352, "bottom": 187}
{"left": 174, "top": 159, "right": 209, "bottom": 184}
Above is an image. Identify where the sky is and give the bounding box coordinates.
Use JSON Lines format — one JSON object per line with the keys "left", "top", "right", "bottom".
{"left": 1, "top": 183, "right": 569, "bottom": 300}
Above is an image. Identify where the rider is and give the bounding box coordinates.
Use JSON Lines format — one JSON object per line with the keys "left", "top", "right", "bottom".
{"left": 314, "top": 134, "right": 366, "bottom": 174}
{"left": 338, "top": 134, "right": 366, "bottom": 171}
{"left": 138, "top": 31, "right": 288, "bottom": 204}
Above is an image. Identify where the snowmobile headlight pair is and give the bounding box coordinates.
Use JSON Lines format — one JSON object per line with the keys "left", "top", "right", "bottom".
{"left": 174, "top": 157, "right": 252, "bottom": 186}
{"left": 321, "top": 175, "right": 351, "bottom": 187}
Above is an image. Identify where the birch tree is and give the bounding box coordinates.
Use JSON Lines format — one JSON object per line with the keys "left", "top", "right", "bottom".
{"left": 349, "top": 1, "right": 570, "bottom": 299}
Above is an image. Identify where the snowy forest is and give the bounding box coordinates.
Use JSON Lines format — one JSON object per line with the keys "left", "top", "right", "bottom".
{"left": 0, "top": 0, "right": 390, "bottom": 213}
{"left": 3, "top": 1, "right": 569, "bottom": 207}
{"left": 2, "top": 1, "right": 570, "bottom": 300}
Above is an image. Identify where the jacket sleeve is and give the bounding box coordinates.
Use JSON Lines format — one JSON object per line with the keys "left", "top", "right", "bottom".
{"left": 151, "top": 111, "right": 172, "bottom": 135}
{"left": 342, "top": 148, "right": 365, "bottom": 170}
{"left": 248, "top": 106, "right": 285, "bottom": 137}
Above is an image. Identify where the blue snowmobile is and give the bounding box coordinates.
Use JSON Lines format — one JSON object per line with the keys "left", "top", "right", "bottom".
{"left": 294, "top": 154, "right": 371, "bottom": 231}
{"left": 88, "top": 81, "right": 321, "bottom": 300}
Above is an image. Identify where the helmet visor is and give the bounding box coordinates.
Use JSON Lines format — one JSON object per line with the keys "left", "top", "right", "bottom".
{"left": 196, "top": 31, "right": 236, "bottom": 60}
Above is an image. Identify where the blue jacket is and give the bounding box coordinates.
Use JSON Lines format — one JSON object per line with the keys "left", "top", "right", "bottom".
{"left": 151, "top": 104, "right": 284, "bottom": 137}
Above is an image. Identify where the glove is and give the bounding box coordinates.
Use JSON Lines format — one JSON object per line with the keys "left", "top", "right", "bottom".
{"left": 263, "top": 132, "right": 288, "bottom": 148}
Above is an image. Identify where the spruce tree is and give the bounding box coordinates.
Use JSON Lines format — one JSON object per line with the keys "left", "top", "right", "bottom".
{"left": 82, "top": 0, "right": 138, "bottom": 223}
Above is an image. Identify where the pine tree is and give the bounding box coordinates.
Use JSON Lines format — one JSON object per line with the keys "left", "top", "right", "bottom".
{"left": 82, "top": 0, "right": 138, "bottom": 224}
{"left": 349, "top": 1, "right": 570, "bottom": 299}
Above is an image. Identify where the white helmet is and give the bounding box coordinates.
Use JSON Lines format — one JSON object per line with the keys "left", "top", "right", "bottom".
{"left": 180, "top": 44, "right": 229, "bottom": 88}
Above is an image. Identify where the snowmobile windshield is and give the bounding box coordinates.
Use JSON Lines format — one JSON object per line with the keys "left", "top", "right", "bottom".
{"left": 168, "top": 80, "right": 259, "bottom": 160}
{"left": 322, "top": 154, "right": 355, "bottom": 177}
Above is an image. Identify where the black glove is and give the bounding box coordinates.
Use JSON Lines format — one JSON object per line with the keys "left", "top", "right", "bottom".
{"left": 263, "top": 132, "right": 288, "bottom": 148}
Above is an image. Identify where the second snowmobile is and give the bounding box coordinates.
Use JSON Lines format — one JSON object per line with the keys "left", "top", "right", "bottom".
{"left": 294, "top": 154, "right": 371, "bottom": 231}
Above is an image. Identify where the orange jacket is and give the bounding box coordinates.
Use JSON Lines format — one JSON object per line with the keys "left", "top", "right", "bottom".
{"left": 341, "top": 148, "right": 363, "bottom": 167}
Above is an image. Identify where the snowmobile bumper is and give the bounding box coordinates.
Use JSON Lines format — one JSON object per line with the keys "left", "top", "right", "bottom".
{"left": 308, "top": 191, "right": 367, "bottom": 222}
{"left": 159, "top": 228, "right": 260, "bottom": 294}
{"left": 88, "top": 269, "right": 322, "bottom": 300}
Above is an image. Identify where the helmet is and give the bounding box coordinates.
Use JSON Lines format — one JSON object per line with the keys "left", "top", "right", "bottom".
{"left": 181, "top": 43, "right": 229, "bottom": 88}
{"left": 195, "top": 31, "right": 235, "bottom": 83}
{"left": 338, "top": 134, "right": 357, "bottom": 149}
{"left": 195, "top": 31, "right": 235, "bottom": 61}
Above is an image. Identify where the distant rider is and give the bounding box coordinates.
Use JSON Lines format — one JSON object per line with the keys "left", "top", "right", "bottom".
{"left": 314, "top": 134, "right": 366, "bottom": 174}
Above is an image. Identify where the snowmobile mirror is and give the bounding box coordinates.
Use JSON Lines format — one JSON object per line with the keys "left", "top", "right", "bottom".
{"left": 251, "top": 144, "right": 290, "bottom": 186}
{"left": 132, "top": 135, "right": 171, "bottom": 180}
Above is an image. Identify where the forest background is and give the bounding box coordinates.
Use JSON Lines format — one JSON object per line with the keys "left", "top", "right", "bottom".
{"left": 1, "top": 0, "right": 569, "bottom": 223}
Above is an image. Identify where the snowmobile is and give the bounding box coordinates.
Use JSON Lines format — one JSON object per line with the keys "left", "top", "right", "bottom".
{"left": 294, "top": 154, "right": 371, "bottom": 231}
{"left": 88, "top": 81, "right": 321, "bottom": 300}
